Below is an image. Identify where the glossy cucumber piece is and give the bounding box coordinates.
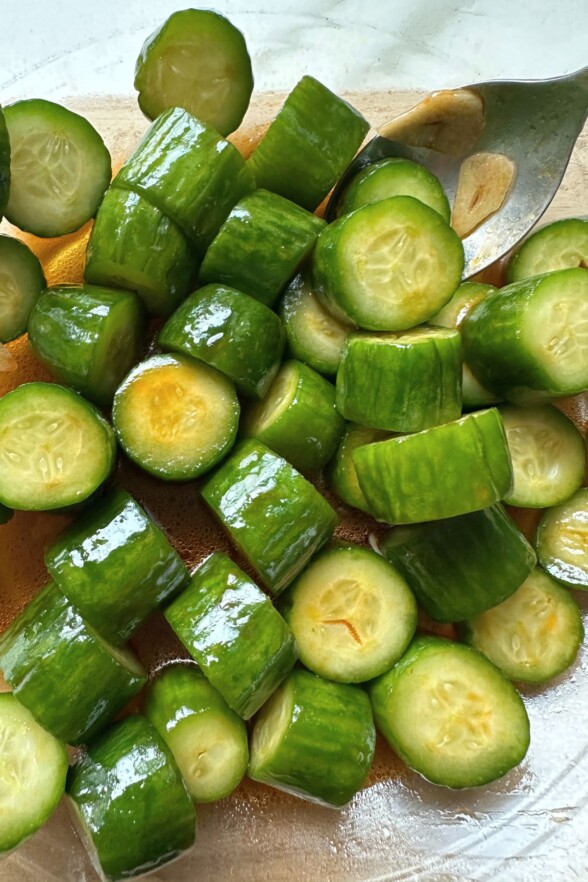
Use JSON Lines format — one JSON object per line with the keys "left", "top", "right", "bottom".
{"left": 500, "top": 404, "right": 586, "bottom": 508}
{"left": 336, "top": 328, "right": 462, "bottom": 432}
{"left": 85, "top": 187, "right": 198, "bottom": 318}
{"left": 0, "top": 104, "right": 9, "bottom": 221}
{"left": 247, "top": 76, "right": 369, "bottom": 212}
{"left": 135, "top": 9, "right": 253, "bottom": 136}
{"left": 28, "top": 284, "right": 145, "bottom": 406}
{"left": 113, "top": 353, "right": 239, "bottom": 481}
{"left": 242, "top": 359, "right": 344, "bottom": 472}
{"left": 0, "top": 583, "right": 147, "bottom": 744}
{"left": 353, "top": 408, "right": 512, "bottom": 524}
{"left": 380, "top": 504, "right": 536, "bottom": 622}
{"left": 249, "top": 668, "right": 375, "bottom": 807}
{"left": 535, "top": 488, "right": 588, "bottom": 589}
{"left": 68, "top": 715, "right": 196, "bottom": 881}
{"left": 3, "top": 99, "right": 111, "bottom": 237}
{"left": 45, "top": 487, "right": 189, "bottom": 645}
{"left": 201, "top": 440, "right": 338, "bottom": 596}
{"left": 339, "top": 157, "right": 450, "bottom": 221}
{"left": 0, "top": 693, "right": 68, "bottom": 854}
{"left": 0, "top": 235, "right": 45, "bottom": 343}
{"left": 462, "top": 268, "right": 588, "bottom": 403}
{"left": 113, "top": 107, "right": 254, "bottom": 256}
{"left": 328, "top": 424, "right": 391, "bottom": 513}
{"left": 0, "top": 382, "right": 116, "bottom": 511}
{"left": 507, "top": 217, "right": 588, "bottom": 282}
{"left": 369, "top": 637, "right": 530, "bottom": 789}
{"left": 280, "top": 544, "right": 417, "bottom": 682}
{"left": 145, "top": 665, "right": 249, "bottom": 802}
{"left": 158, "top": 283, "right": 285, "bottom": 399}
{"left": 313, "top": 196, "right": 464, "bottom": 331}
{"left": 199, "top": 189, "right": 325, "bottom": 307}
{"left": 280, "top": 271, "right": 349, "bottom": 376}
{"left": 462, "top": 567, "right": 584, "bottom": 684}
{"left": 165, "top": 553, "right": 297, "bottom": 719}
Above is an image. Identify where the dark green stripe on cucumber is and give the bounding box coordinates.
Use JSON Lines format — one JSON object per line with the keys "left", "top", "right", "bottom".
{"left": 0, "top": 104, "right": 9, "bottom": 221}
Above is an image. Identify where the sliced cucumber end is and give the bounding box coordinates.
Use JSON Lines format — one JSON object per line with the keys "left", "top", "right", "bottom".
{"left": 248, "top": 679, "right": 294, "bottom": 779}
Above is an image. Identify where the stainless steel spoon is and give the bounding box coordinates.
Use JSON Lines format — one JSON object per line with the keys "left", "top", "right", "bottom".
{"left": 327, "top": 67, "right": 588, "bottom": 278}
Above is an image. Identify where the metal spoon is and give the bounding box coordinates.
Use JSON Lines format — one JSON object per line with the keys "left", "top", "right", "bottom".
{"left": 327, "top": 66, "right": 588, "bottom": 278}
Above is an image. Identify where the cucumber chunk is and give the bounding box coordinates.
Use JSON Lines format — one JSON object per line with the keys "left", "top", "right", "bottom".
{"left": 145, "top": 665, "right": 249, "bottom": 802}
{"left": 0, "top": 382, "right": 116, "bottom": 511}
{"left": 113, "top": 353, "right": 239, "bottom": 481}
{"left": 328, "top": 424, "right": 391, "bottom": 513}
{"left": 462, "top": 567, "right": 584, "bottom": 684}
{"left": 0, "top": 235, "right": 45, "bottom": 343}
{"left": 280, "top": 544, "right": 417, "bottom": 682}
{"left": 507, "top": 217, "right": 588, "bottom": 282}
{"left": 500, "top": 404, "right": 586, "bottom": 508}
{"left": 3, "top": 99, "right": 111, "bottom": 237}
{"left": 68, "top": 715, "right": 196, "bottom": 881}
{"left": 135, "top": 9, "right": 253, "bottom": 136}
{"left": 0, "top": 105, "right": 9, "bottom": 221}
{"left": 249, "top": 668, "right": 375, "bottom": 807}
{"left": 369, "top": 637, "right": 530, "bottom": 789}
{"left": 535, "top": 488, "right": 588, "bottom": 589}
{"left": 0, "top": 693, "right": 68, "bottom": 854}
{"left": 313, "top": 196, "right": 464, "bottom": 331}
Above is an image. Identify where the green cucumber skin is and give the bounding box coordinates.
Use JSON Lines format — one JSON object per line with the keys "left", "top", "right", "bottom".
{"left": 0, "top": 583, "right": 147, "bottom": 744}
{"left": 199, "top": 189, "right": 325, "bottom": 307}
{"left": 158, "top": 283, "right": 285, "bottom": 399}
{"left": 380, "top": 504, "right": 536, "bottom": 622}
{"left": 249, "top": 668, "right": 375, "bottom": 807}
{"left": 114, "top": 107, "right": 254, "bottom": 256}
{"left": 535, "top": 487, "right": 588, "bottom": 589}
{"left": 328, "top": 424, "right": 391, "bottom": 512}
{"left": 45, "top": 488, "right": 190, "bottom": 645}
{"left": 0, "top": 104, "right": 9, "bottom": 220}
{"left": 243, "top": 360, "right": 345, "bottom": 473}
{"left": 336, "top": 330, "right": 462, "bottom": 432}
{"left": 166, "top": 553, "right": 297, "bottom": 719}
{"left": 28, "top": 285, "right": 146, "bottom": 406}
{"left": 353, "top": 408, "right": 513, "bottom": 524}
{"left": 248, "top": 76, "right": 369, "bottom": 213}
{"left": 85, "top": 187, "right": 198, "bottom": 318}
{"left": 507, "top": 218, "right": 588, "bottom": 282}
{"left": 68, "top": 715, "right": 196, "bottom": 881}
{"left": 0, "top": 503, "right": 13, "bottom": 524}
{"left": 201, "top": 440, "right": 338, "bottom": 596}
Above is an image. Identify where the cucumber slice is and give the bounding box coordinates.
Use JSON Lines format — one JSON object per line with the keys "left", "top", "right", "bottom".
{"left": 336, "top": 327, "right": 462, "bottom": 432}
{"left": 3, "top": 99, "right": 111, "bottom": 237}
{"left": 28, "top": 284, "right": 146, "bottom": 406}
{"left": 0, "top": 583, "right": 147, "bottom": 744}
{"left": 500, "top": 404, "right": 586, "bottom": 508}
{"left": 536, "top": 488, "right": 588, "bottom": 589}
{"left": 328, "top": 423, "right": 391, "bottom": 513}
{"left": 280, "top": 544, "right": 417, "bottom": 682}
{"left": 201, "top": 440, "right": 338, "bottom": 596}
{"left": 462, "top": 268, "right": 588, "bottom": 403}
{"left": 85, "top": 187, "right": 198, "bottom": 318}
{"left": 247, "top": 76, "right": 369, "bottom": 212}
{"left": 0, "top": 382, "right": 116, "bottom": 511}
{"left": 45, "top": 488, "right": 189, "bottom": 645}
{"left": 135, "top": 9, "right": 253, "bottom": 136}
{"left": 145, "top": 665, "right": 248, "bottom": 803}
{"left": 462, "top": 567, "right": 584, "bottom": 684}
{"left": 165, "top": 553, "right": 297, "bottom": 720}
{"left": 0, "top": 105, "right": 9, "bottom": 221}
{"left": 313, "top": 196, "right": 464, "bottom": 331}
{"left": 158, "top": 283, "right": 285, "bottom": 399}
{"left": 507, "top": 217, "right": 588, "bottom": 282}
{"left": 339, "top": 157, "right": 450, "bottom": 222}
{"left": 113, "top": 353, "right": 239, "bottom": 481}
{"left": 243, "top": 359, "right": 344, "bottom": 472}
{"left": 0, "top": 694, "right": 67, "bottom": 854}
{"left": 0, "top": 235, "right": 45, "bottom": 343}
{"left": 68, "top": 715, "right": 196, "bottom": 881}
{"left": 369, "top": 637, "right": 530, "bottom": 789}
{"left": 249, "top": 668, "right": 375, "bottom": 807}
{"left": 280, "top": 271, "right": 349, "bottom": 376}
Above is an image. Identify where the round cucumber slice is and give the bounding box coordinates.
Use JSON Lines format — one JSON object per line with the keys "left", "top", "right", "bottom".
{"left": 0, "top": 382, "right": 116, "bottom": 511}
{"left": 507, "top": 217, "right": 588, "bottom": 282}
{"left": 280, "top": 544, "right": 417, "bottom": 682}
{"left": 0, "top": 104, "right": 9, "bottom": 221}
{"left": 462, "top": 567, "right": 584, "bottom": 684}
{"left": 113, "top": 353, "right": 239, "bottom": 481}
{"left": 0, "top": 235, "right": 46, "bottom": 343}
{"left": 536, "top": 488, "right": 588, "bottom": 589}
{"left": 3, "top": 99, "right": 111, "bottom": 237}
